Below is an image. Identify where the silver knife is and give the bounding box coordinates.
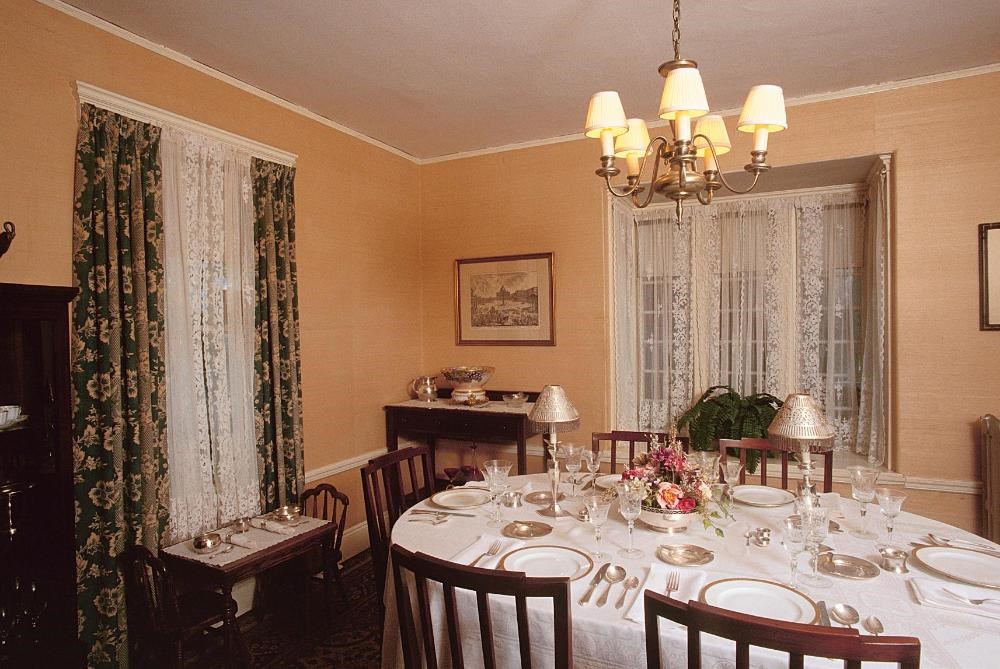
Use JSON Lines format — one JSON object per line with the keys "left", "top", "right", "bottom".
{"left": 410, "top": 510, "right": 476, "bottom": 518}
{"left": 817, "top": 600, "right": 832, "bottom": 626}
{"left": 579, "top": 562, "right": 611, "bottom": 606}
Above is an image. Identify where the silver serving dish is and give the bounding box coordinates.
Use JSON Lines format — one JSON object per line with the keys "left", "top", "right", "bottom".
{"left": 816, "top": 553, "right": 880, "bottom": 579}
{"left": 271, "top": 505, "right": 301, "bottom": 523}
{"left": 656, "top": 544, "right": 715, "bottom": 566}
{"left": 192, "top": 532, "right": 223, "bottom": 554}
{"left": 502, "top": 392, "right": 528, "bottom": 408}
{"left": 230, "top": 517, "right": 253, "bottom": 533}
{"left": 502, "top": 520, "right": 553, "bottom": 539}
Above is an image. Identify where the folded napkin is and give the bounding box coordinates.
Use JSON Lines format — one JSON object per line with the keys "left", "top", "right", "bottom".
{"left": 624, "top": 561, "right": 707, "bottom": 625}
{"left": 251, "top": 519, "right": 295, "bottom": 535}
{"left": 450, "top": 534, "right": 526, "bottom": 569}
{"left": 909, "top": 577, "right": 1000, "bottom": 622}
{"left": 227, "top": 533, "right": 257, "bottom": 549}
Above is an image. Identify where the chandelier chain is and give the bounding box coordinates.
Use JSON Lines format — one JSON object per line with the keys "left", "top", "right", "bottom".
{"left": 672, "top": 0, "right": 681, "bottom": 60}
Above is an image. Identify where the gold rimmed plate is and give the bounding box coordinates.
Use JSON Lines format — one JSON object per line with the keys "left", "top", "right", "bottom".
{"left": 501, "top": 520, "right": 553, "bottom": 539}
{"left": 498, "top": 545, "right": 593, "bottom": 581}
{"left": 699, "top": 578, "right": 819, "bottom": 624}
{"left": 731, "top": 485, "right": 796, "bottom": 508}
{"left": 430, "top": 488, "right": 491, "bottom": 509}
{"left": 523, "top": 490, "right": 565, "bottom": 505}
{"left": 911, "top": 545, "right": 1000, "bottom": 589}
{"left": 816, "top": 553, "right": 880, "bottom": 580}
{"left": 656, "top": 544, "right": 714, "bottom": 567}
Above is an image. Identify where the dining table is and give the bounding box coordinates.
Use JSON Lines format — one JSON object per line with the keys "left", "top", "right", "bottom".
{"left": 381, "top": 473, "right": 1000, "bottom": 668}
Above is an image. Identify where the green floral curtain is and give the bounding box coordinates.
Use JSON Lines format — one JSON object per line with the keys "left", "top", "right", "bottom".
{"left": 71, "top": 104, "right": 169, "bottom": 669}
{"left": 252, "top": 158, "right": 305, "bottom": 510}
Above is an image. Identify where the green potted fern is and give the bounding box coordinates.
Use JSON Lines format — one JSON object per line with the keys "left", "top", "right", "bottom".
{"left": 676, "top": 385, "right": 783, "bottom": 473}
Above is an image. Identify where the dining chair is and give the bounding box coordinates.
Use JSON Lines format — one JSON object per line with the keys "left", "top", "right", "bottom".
{"left": 360, "top": 444, "right": 435, "bottom": 605}
{"left": 592, "top": 430, "right": 690, "bottom": 473}
{"left": 121, "top": 544, "right": 240, "bottom": 669}
{"left": 300, "top": 483, "right": 350, "bottom": 607}
{"left": 718, "top": 438, "right": 834, "bottom": 493}
{"left": 643, "top": 591, "right": 920, "bottom": 669}
{"left": 391, "top": 544, "right": 573, "bottom": 669}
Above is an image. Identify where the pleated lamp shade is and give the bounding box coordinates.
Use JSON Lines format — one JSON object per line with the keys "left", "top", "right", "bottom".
{"left": 529, "top": 385, "right": 581, "bottom": 433}
{"left": 693, "top": 115, "right": 731, "bottom": 157}
{"left": 614, "top": 118, "right": 651, "bottom": 158}
{"left": 584, "top": 91, "right": 629, "bottom": 139}
{"left": 658, "top": 67, "right": 709, "bottom": 120}
{"left": 768, "top": 393, "right": 835, "bottom": 452}
{"left": 737, "top": 85, "right": 787, "bottom": 133}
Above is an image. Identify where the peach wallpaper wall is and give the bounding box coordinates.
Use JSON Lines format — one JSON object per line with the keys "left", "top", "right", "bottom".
{"left": 1, "top": 0, "right": 997, "bottom": 535}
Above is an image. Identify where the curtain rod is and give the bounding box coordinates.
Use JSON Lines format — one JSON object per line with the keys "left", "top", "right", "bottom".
{"left": 76, "top": 81, "right": 297, "bottom": 166}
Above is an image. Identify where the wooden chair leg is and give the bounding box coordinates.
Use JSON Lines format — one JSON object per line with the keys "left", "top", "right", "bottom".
{"left": 332, "top": 566, "right": 349, "bottom": 605}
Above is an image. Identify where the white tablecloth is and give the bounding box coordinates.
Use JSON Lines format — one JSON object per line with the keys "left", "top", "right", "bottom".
{"left": 382, "top": 474, "right": 1000, "bottom": 668}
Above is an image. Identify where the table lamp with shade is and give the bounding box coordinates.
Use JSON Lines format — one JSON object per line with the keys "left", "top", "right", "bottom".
{"left": 529, "top": 385, "right": 581, "bottom": 518}
{"left": 767, "top": 393, "right": 835, "bottom": 508}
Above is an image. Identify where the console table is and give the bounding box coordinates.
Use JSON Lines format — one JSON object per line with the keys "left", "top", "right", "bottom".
{"left": 384, "top": 391, "right": 546, "bottom": 476}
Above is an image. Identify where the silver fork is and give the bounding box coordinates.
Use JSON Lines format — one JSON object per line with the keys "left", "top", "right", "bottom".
{"left": 664, "top": 571, "right": 680, "bottom": 598}
{"left": 469, "top": 539, "right": 503, "bottom": 567}
{"left": 942, "top": 588, "right": 1000, "bottom": 606}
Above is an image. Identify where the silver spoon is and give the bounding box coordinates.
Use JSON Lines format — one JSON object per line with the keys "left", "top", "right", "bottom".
{"left": 616, "top": 575, "right": 640, "bottom": 609}
{"left": 596, "top": 565, "right": 626, "bottom": 607}
{"left": 863, "top": 615, "right": 884, "bottom": 636}
{"left": 208, "top": 544, "right": 235, "bottom": 560}
{"left": 830, "top": 603, "right": 860, "bottom": 628}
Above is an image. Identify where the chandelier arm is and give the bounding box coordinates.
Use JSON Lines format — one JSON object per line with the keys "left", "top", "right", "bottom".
{"left": 692, "top": 133, "right": 763, "bottom": 195}
{"left": 603, "top": 177, "right": 641, "bottom": 198}
{"left": 697, "top": 190, "right": 712, "bottom": 206}
{"left": 631, "top": 139, "right": 670, "bottom": 209}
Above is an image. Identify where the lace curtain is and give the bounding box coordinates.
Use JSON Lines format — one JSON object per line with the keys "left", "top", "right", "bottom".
{"left": 162, "top": 127, "right": 261, "bottom": 540}
{"left": 611, "top": 183, "right": 887, "bottom": 462}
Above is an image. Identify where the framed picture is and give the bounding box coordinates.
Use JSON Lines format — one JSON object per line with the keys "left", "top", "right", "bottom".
{"left": 981, "top": 222, "right": 1000, "bottom": 331}
{"left": 455, "top": 252, "right": 555, "bottom": 345}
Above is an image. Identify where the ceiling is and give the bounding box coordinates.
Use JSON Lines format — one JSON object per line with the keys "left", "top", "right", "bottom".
{"left": 62, "top": 0, "right": 1000, "bottom": 160}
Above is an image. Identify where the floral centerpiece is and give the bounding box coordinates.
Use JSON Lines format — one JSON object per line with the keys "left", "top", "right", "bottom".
{"left": 620, "top": 427, "right": 724, "bottom": 535}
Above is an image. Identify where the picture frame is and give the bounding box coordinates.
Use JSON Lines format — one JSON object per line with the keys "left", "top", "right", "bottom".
{"left": 455, "top": 252, "right": 555, "bottom": 345}
{"left": 981, "top": 222, "right": 1000, "bottom": 331}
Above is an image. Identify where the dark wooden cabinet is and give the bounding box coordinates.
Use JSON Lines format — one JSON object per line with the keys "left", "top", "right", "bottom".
{"left": 0, "top": 283, "right": 79, "bottom": 664}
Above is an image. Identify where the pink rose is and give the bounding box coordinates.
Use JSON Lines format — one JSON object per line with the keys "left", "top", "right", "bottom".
{"left": 656, "top": 482, "right": 682, "bottom": 509}
{"left": 678, "top": 496, "right": 697, "bottom": 513}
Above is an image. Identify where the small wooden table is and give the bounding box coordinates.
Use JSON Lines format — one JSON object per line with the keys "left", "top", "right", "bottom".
{"left": 384, "top": 391, "right": 546, "bottom": 476}
{"left": 161, "top": 519, "right": 337, "bottom": 666}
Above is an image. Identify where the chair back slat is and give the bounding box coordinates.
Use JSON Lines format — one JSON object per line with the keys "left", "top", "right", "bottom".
{"left": 718, "top": 438, "right": 834, "bottom": 493}
{"left": 476, "top": 591, "right": 496, "bottom": 669}
{"left": 789, "top": 653, "right": 804, "bottom": 669}
{"left": 413, "top": 574, "right": 439, "bottom": 669}
{"left": 300, "top": 483, "right": 350, "bottom": 553}
{"left": 391, "top": 545, "right": 573, "bottom": 669}
{"left": 593, "top": 430, "right": 688, "bottom": 473}
{"left": 361, "top": 445, "right": 435, "bottom": 603}
{"left": 644, "top": 590, "right": 921, "bottom": 669}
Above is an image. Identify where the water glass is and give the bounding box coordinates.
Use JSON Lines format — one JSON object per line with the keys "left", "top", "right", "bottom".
{"left": 847, "top": 466, "right": 880, "bottom": 540}
{"left": 690, "top": 450, "right": 720, "bottom": 484}
{"left": 616, "top": 480, "right": 645, "bottom": 559}
{"left": 481, "top": 459, "right": 512, "bottom": 528}
{"left": 798, "top": 508, "right": 831, "bottom": 588}
{"left": 585, "top": 494, "right": 612, "bottom": 559}
{"left": 561, "top": 443, "right": 583, "bottom": 498}
{"left": 780, "top": 515, "right": 808, "bottom": 589}
{"left": 876, "top": 487, "right": 907, "bottom": 547}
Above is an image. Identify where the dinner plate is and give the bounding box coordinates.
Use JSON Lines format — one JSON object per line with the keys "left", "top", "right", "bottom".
{"left": 595, "top": 474, "right": 622, "bottom": 490}
{"left": 498, "top": 545, "right": 593, "bottom": 581}
{"left": 699, "top": 578, "right": 819, "bottom": 624}
{"left": 430, "top": 488, "right": 491, "bottom": 509}
{"left": 911, "top": 545, "right": 1000, "bottom": 589}
{"left": 731, "top": 485, "right": 796, "bottom": 508}
{"left": 816, "top": 553, "right": 880, "bottom": 579}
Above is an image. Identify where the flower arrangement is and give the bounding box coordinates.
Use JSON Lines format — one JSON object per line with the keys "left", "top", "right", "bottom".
{"left": 619, "top": 427, "right": 725, "bottom": 535}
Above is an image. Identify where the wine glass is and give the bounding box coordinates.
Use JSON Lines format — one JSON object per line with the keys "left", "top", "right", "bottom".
{"left": 780, "top": 515, "right": 808, "bottom": 589}
{"left": 561, "top": 443, "right": 583, "bottom": 498}
{"left": 847, "top": 466, "right": 880, "bottom": 540}
{"left": 585, "top": 494, "right": 612, "bottom": 559}
{"left": 722, "top": 460, "right": 743, "bottom": 488}
{"left": 876, "top": 487, "right": 907, "bottom": 547}
{"left": 481, "top": 459, "right": 512, "bottom": 528}
{"left": 690, "top": 450, "right": 720, "bottom": 484}
{"left": 797, "top": 507, "right": 831, "bottom": 588}
{"left": 443, "top": 467, "right": 460, "bottom": 489}
{"left": 616, "top": 480, "right": 645, "bottom": 559}
{"left": 582, "top": 443, "right": 606, "bottom": 490}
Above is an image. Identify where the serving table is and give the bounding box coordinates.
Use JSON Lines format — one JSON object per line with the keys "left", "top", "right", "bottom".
{"left": 162, "top": 517, "right": 336, "bottom": 666}
{"left": 382, "top": 474, "right": 1000, "bottom": 668}
{"left": 384, "top": 397, "right": 547, "bottom": 476}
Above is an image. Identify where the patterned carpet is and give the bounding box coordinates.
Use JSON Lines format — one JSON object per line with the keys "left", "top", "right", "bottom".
{"left": 193, "top": 550, "right": 383, "bottom": 668}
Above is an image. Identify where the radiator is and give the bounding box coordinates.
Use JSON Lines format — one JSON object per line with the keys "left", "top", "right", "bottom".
{"left": 982, "top": 414, "right": 1000, "bottom": 541}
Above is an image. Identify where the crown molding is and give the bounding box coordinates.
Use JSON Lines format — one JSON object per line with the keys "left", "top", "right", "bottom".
{"left": 77, "top": 81, "right": 297, "bottom": 165}
{"left": 37, "top": 0, "right": 420, "bottom": 164}
{"left": 39, "top": 0, "right": 1000, "bottom": 166}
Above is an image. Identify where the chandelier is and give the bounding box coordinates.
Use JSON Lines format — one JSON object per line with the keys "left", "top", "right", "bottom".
{"left": 583, "top": 0, "right": 787, "bottom": 219}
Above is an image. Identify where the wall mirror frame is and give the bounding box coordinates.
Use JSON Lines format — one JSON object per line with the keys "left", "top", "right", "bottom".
{"left": 980, "top": 222, "right": 1000, "bottom": 331}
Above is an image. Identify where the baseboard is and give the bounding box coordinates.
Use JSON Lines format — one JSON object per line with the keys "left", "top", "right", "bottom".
{"left": 340, "top": 521, "right": 370, "bottom": 561}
